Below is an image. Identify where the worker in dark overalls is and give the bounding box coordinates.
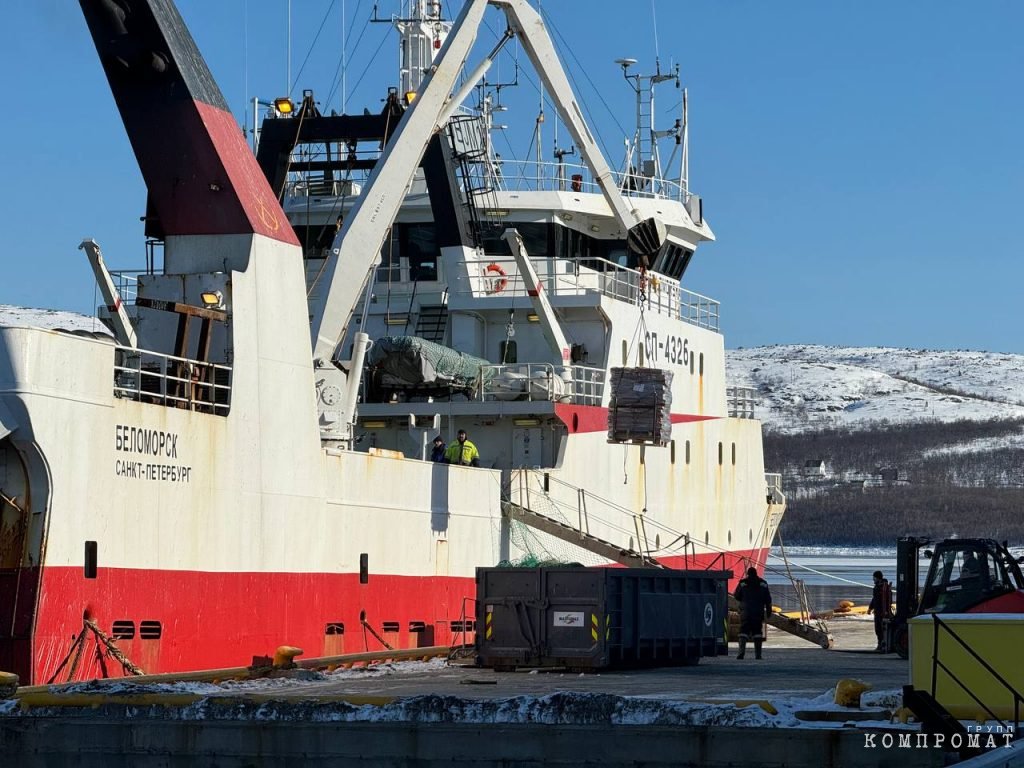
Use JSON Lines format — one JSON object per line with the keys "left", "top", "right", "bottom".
{"left": 868, "top": 570, "right": 893, "bottom": 652}
{"left": 734, "top": 567, "right": 772, "bottom": 660}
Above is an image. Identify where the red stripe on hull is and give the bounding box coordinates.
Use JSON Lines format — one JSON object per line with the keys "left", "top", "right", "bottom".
{"left": 27, "top": 568, "right": 473, "bottom": 686}
{"left": 555, "top": 404, "right": 718, "bottom": 434}
{"left": 8, "top": 548, "right": 766, "bottom": 684}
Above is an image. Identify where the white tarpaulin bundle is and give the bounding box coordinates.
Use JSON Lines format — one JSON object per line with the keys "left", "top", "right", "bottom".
{"left": 607, "top": 367, "right": 673, "bottom": 446}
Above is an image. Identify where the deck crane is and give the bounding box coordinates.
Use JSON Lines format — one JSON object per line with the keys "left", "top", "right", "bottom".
{"left": 305, "top": 0, "right": 666, "bottom": 443}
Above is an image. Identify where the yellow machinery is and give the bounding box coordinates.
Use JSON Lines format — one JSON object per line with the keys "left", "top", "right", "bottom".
{"left": 909, "top": 613, "right": 1024, "bottom": 720}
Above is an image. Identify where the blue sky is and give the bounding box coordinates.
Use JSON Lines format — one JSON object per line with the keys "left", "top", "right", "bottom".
{"left": 4, "top": 1, "right": 1023, "bottom": 352}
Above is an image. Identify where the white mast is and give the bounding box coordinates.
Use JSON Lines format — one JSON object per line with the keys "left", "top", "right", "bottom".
{"left": 396, "top": 1, "right": 452, "bottom": 96}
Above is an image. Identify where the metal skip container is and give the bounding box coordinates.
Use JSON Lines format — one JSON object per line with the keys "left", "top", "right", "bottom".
{"left": 476, "top": 567, "right": 730, "bottom": 670}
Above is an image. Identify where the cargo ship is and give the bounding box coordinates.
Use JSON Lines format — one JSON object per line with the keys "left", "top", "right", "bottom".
{"left": 0, "top": 0, "right": 784, "bottom": 684}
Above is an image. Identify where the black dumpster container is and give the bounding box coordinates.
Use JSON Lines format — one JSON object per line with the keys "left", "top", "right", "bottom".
{"left": 476, "top": 567, "right": 730, "bottom": 670}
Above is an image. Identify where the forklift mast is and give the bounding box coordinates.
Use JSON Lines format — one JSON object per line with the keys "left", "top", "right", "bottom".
{"left": 894, "top": 536, "right": 931, "bottom": 623}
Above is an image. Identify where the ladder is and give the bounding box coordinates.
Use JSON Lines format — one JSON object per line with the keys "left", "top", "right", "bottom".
{"left": 446, "top": 114, "right": 501, "bottom": 248}
{"left": 502, "top": 501, "right": 661, "bottom": 569}
{"left": 503, "top": 485, "right": 834, "bottom": 649}
{"left": 414, "top": 304, "right": 448, "bottom": 343}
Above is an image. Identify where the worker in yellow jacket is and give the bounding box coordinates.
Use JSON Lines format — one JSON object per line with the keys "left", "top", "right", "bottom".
{"left": 445, "top": 429, "right": 480, "bottom": 467}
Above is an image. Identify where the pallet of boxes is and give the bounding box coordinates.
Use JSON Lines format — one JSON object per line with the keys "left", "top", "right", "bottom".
{"left": 606, "top": 367, "right": 673, "bottom": 446}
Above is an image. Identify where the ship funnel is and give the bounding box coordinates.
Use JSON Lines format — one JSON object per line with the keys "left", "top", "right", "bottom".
{"left": 79, "top": 0, "right": 297, "bottom": 246}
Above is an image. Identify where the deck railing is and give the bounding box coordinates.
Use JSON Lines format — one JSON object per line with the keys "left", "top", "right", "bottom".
{"left": 281, "top": 157, "right": 687, "bottom": 202}
{"left": 479, "top": 363, "right": 604, "bottom": 406}
{"left": 765, "top": 473, "right": 785, "bottom": 505}
{"left": 454, "top": 256, "right": 720, "bottom": 332}
{"left": 108, "top": 271, "right": 147, "bottom": 305}
{"left": 930, "top": 613, "right": 1022, "bottom": 731}
{"left": 114, "top": 347, "right": 232, "bottom": 415}
{"left": 727, "top": 386, "right": 757, "bottom": 419}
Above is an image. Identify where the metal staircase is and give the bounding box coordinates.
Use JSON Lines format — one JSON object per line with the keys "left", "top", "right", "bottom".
{"left": 446, "top": 114, "right": 501, "bottom": 248}
{"left": 414, "top": 304, "right": 448, "bottom": 343}
{"left": 502, "top": 501, "right": 661, "bottom": 569}
{"left": 503, "top": 471, "right": 833, "bottom": 649}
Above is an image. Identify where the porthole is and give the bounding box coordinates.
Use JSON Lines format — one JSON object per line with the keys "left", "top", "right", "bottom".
{"left": 705, "top": 531, "right": 709, "bottom": 545}
{"left": 699, "top": 353, "right": 704, "bottom": 375}
{"left": 685, "top": 440, "right": 691, "bottom": 464}
{"left": 718, "top": 442, "right": 723, "bottom": 465}
{"left": 728, "top": 530, "right": 732, "bottom": 545}
{"left": 325, "top": 623, "right": 345, "bottom": 635}
{"left": 749, "top": 529, "right": 754, "bottom": 544}
{"left": 670, "top": 440, "right": 676, "bottom": 464}
{"left": 732, "top": 443, "right": 736, "bottom": 465}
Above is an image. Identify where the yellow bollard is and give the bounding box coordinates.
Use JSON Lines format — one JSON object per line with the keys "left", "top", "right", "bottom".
{"left": 272, "top": 646, "right": 304, "bottom": 669}
{"left": 0, "top": 672, "right": 19, "bottom": 698}
{"left": 834, "top": 679, "right": 872, "bottom": 708}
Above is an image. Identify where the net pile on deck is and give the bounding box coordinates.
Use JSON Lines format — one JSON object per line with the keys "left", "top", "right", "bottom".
{"left": 367, "top": 335, "right": 493, "bottom": 394}
{"left": 607, "top": 367, "right": 673, "bottom": 446}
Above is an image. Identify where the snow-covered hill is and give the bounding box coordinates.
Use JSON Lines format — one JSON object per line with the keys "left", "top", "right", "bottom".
{"left": 727, "top": 345, "right": 1024, "bottom": 434}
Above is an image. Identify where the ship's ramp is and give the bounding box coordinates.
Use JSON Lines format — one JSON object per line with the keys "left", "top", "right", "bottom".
{"left": 502, "top": 501, "right": 661, "bottom": 569}
{"left": 502, "top": 488, "right": 833, "bottom": 649}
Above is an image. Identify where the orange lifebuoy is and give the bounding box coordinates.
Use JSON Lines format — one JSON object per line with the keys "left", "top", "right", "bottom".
{"left": 485, "top": 263, "right": 508, "bottom": 294}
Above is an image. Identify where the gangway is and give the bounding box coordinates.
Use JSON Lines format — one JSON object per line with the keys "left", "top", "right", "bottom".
{"left": 504, "top": 473, "right": 833, "bottom": 649}
{"left": 502, "top": 501, "right": 662, "bottom": 569}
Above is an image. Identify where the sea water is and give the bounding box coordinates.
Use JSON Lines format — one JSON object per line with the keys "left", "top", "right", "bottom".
{"left": 764, "top": 546, "right": 897, "bottom": 612}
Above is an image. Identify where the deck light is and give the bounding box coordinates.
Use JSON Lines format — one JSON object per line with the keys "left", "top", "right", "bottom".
{"left": 362, "top": 420, "right": 387, "bottom": 429}
{"left": 514, "top": 418, "right": 541, "bottom": 427}
{"left": 384, "top": 315, "right": 409, "bottom": 325}
{"left": 273, "top": 97, "right": 295, "bottom": 115}
{"left": 527, "top": 313, "right": 540, "bottom": 323}
{"left": 200, "top": 291, "right": 223, "bottom": 308}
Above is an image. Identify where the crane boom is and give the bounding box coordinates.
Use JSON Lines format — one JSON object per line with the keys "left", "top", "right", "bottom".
{"left": 308, "top": 0, "right": 489, "bottom": 366}
{"left": 491, "top": 0, "right": 640, "bottom": 233}
{"left": 308, "top": 0, "right": 647, "bottom": 368}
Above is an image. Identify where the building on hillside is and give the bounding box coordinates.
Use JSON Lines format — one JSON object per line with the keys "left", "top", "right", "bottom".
{"left": 801, "top": 459, "right": 829, "bottom": 479}
{"left": 864, "top": 466, "right": 910, "bottom": 488}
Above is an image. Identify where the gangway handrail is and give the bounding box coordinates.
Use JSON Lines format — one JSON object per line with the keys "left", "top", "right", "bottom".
{"left": 929, "top": 613, "right": 1023, "bottom": 731}
{"left": 513, "top": 471, "right": 653, "bottom": 565}
{"left": 524, "top": 468, "right": 778, "bottom": 571}
{"left": 520, "top": 470, "right": 714, "bottom": 567}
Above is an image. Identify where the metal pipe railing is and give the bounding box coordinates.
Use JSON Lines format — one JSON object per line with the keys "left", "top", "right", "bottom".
{"left": 114, "top": 347, "right": 231, "bottom": 415}
{"left": 930, "top": 613, "right": 1022, "bottom": 730}
{"left": 454, "top": 256, "right": 720, "bottom": 331}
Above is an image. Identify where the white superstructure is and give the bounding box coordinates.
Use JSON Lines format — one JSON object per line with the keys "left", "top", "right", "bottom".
{"left": 0, "top": 0, "right": 783, "bottom": 685}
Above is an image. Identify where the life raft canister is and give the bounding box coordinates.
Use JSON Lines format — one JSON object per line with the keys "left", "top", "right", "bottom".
{"left": 485, "top": 263, "right": 508, "bottom": 294}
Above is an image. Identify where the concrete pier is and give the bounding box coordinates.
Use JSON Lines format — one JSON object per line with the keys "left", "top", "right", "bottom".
{"left": 0, "top": 717, "right": 944, "bottom": 768}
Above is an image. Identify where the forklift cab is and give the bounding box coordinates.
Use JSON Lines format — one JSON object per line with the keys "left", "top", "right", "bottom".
{"left": 887, "top": 537, "right": 1024, "bottom": 657}
{"left": 919, "top": 539, "right": 1022, "bottom": 614}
